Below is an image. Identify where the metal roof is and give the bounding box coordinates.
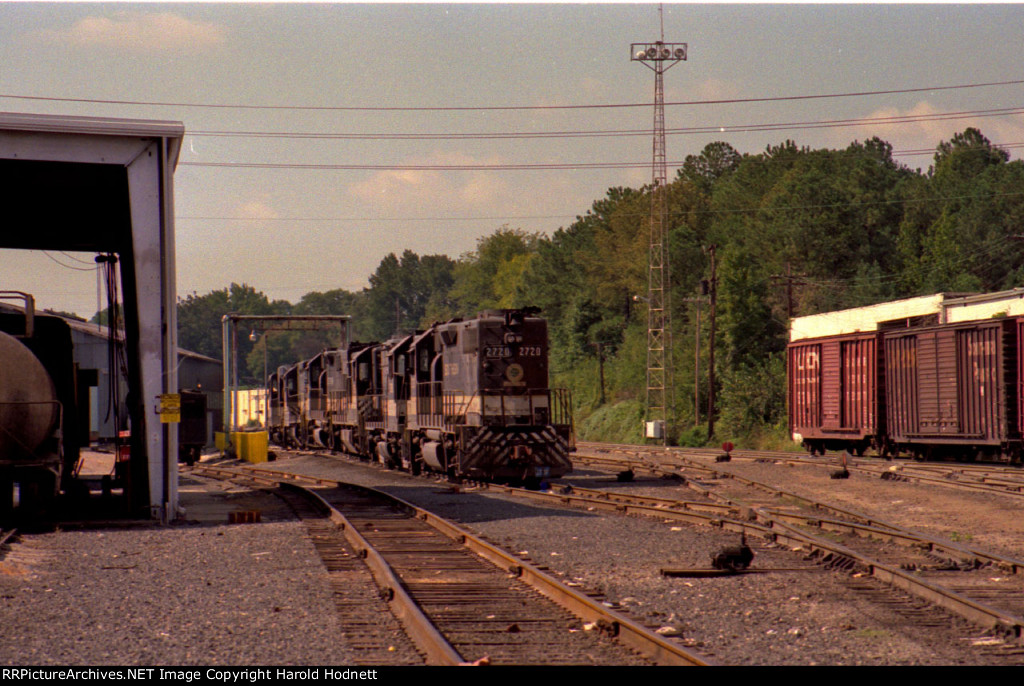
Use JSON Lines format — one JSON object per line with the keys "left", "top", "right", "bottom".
{"left": 0, "top": 111, "right": 184, "bottom": 165}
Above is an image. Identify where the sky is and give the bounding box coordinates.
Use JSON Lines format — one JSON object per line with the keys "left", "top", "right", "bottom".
{"left": 2, "top": 2, "right": 1024, "bottom": 318}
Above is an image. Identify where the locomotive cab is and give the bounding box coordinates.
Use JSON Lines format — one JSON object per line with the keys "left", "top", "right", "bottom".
{"left": 432, "top": 309, "right": 573, "bottom": 481}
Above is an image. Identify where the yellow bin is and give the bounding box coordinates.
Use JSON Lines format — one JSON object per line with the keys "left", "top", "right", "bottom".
{"left": 233, "top": 430, "right": 268, "bottom": 463}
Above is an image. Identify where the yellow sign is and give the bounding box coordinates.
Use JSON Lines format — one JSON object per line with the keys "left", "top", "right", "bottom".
{"left": 158, "top": 393, "right": 181, "bottom": 424}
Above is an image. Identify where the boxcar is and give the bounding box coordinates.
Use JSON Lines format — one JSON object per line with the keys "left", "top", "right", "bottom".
{"left": 882, "top": 318, "right": 1019, "bottom": 461}
{"left": 788, "top": 331, "right": 881, "bottom": 456}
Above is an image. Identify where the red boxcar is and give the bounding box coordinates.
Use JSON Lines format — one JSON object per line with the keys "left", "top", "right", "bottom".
{"left": 882, "top": 318, "right": 1019, "bottom": 461}
{"left": 788, "top": 332, "right": 881, "bottom": 456}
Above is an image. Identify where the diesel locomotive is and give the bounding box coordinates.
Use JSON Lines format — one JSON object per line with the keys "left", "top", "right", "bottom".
{"left": 267, "top": 308, "right": 575, "bottom": 481}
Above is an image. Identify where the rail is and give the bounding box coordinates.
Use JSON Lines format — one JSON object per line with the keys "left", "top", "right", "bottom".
{"left": 441, "top": 390, "right": 476, "bottom": 431}
{"left": 572, "top": 443, "right": 1024, "bottom": 639}
{"left": 279, "top": 481, "right": 463, "bottom": 665}
{"left": 195, "top": 464, "right": 707, "bottom": 665}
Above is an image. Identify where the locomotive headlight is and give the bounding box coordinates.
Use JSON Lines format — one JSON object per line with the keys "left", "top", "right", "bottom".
{"left": 506, "top": 363, "right": 525, "bottom": 384}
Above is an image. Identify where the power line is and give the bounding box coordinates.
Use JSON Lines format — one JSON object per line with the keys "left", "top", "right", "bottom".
{"left": 178, "top": 142, "right": 1024, "bottom": 172}
{"left": 176, "top": 189, "right": 1024, "bottom": 225}
{"left": 179, "top": 160, "right": 666, "bottom": 171}
{"left": 41, "top": 251, "right": 100, "bottom": 272}
{"left": 185, "top": 105, "right": 1024, "bottom": 142}
{"left": 3, "top": 78, "right": 1023, "bottom": 113}
{"left": 180, "top": 214, "right": 571, "bottom": 222}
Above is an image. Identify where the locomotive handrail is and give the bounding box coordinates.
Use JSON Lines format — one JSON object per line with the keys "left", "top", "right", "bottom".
{"left": 442, "top": 391, "right": 476, "bottom": 430}
{"left": 262, "top": 309, "right": 575, "bottom": 479}
{"left": 415, "top": 381, "right": 443, "bottom": 424}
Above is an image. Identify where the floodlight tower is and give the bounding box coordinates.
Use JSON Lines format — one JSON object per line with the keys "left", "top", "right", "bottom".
{"left": 631, "top": 33, "right": 686, "bottom": 445}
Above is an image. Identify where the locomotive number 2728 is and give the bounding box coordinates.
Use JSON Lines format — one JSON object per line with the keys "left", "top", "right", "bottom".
{"left": 485, "top": 346, "right": 543, "bottom": 357}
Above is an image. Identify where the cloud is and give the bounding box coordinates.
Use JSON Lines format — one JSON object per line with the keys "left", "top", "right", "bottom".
{"left": 681, "top": 78, "right": 742, "bottom": 103}
{"left": 347, "top": 152, "right": 511, "bottom": 210}
{"left": 234, "top": 199, "right": 280, "bottom": 221}
{"left": 822, "top": 101, "right": 1024, "bottom": 163}
{"left": 35, "top": 12, "right": 226, "bottom": 54}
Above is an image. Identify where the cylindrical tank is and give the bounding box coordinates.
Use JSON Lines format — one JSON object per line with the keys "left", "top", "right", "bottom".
{"left": 0, "top": 331, "right": 59, "bottom": 462}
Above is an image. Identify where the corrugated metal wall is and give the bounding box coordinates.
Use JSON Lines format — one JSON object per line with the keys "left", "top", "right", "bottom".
{"left": 885, "top": 333, "right": 919, "bottom": 439}
{"left": 841, "top": 338, "right": 875, "bottom": 432}
{"left": 885, "top": 321, "right": 1012, "bottom": 446}
{"left": 789, "top": 343, "right": 821, "bottom": 432}
{"left": 789, "top": 334, "right": 877, "bottom": 441}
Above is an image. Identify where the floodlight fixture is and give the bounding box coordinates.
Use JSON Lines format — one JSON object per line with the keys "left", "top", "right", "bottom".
{"left": 630, "top": 41, "right": 687, "bottom": 69}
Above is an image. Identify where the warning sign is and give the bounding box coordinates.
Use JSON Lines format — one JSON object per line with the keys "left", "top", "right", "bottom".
{"left": 158, "top": 393, "right": 181, "bottom": 424}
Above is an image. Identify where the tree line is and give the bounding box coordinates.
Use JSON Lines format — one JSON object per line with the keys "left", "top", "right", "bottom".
{"left": 174, "top": 127, "right": 1024, "bottom": 448}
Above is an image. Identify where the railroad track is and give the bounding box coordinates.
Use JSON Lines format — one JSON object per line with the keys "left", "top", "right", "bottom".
{"left": 192, "top": 464, "right": 708, "bottom": 666}
{"left": 564, "top": 445, "right": 1024, "bottom": 645}
{"left": 579, "top": 441, "right": 1024, "bottom": 501}
{"left": 0, "top": 528, "right": 16, "bottom": 563}
{"left": 237, "top": 445, "right": 1024, "bottom": 643}
{"left": 189, "top": 468, "right": 424, "bottom": 665}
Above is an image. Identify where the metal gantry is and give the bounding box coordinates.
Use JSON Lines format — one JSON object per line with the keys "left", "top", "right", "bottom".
{"left": 631, "top": 34, "right": 686, "bottom": 444}
{"left": 220, "top": 314, "right": 350, "bottom": 437}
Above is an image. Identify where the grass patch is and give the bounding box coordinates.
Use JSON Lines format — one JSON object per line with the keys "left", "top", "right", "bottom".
{"left": 577, "top": 399, "right": 643, "bottom": 444}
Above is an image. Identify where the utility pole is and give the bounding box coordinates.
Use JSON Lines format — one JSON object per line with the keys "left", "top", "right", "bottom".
{"left": 706, "top": 245, "right": 717, "bottom": 441}
{"left": 769, "top": 262, "right": 807, "bottom": 321}
{"left": 680, "top": 295, "right": 707, "bottom": 428}
{"left": 631, "top": 11, "right": 686, "bottom": 446}
{"left": 589, "top": 341, "right": 607, "bottom": 405}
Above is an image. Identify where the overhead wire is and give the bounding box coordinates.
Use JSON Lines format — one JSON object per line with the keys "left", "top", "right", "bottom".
{"left": 783, "top": 235, "right": 1019, "bottom": 291}
{"left": 41, "top": 251, "right": 101, "bottom": 272}
{"left": 14, "top": 79, "right": 1022, "bottom": 303}
{"left": 58, "top": 251, "right": 100, "bottom": 265}
{"left": 177, "top": 145, "right": 1024, "bottom": 171}
{"left": 177, "top": 190, "right": 1024, "bottom": 224}
{"left": 185, "top": 105, "right": 1024, "bottom": 142}
{"left": 2, "top": 77, "right": 1022, "bottom": 111}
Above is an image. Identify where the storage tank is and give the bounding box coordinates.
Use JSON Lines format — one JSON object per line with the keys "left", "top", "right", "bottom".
{"left": 0, "top": 330, "right": 59, "bottom": 462}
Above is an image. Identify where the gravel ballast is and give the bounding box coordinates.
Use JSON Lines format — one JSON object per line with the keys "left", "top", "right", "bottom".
{"left": 4, "top": 453, "right": 1023, "bottom": 666}
{"left": 261, "top": 453, "right": 1024, "bottom": 666}
{"left": 0, "top": 478, "right": 357, "bottom": 665}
